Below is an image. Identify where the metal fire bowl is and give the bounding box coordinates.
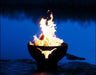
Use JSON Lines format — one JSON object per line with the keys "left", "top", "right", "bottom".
{"left": 28, "top": 43, "right": 68, "bottom": 70}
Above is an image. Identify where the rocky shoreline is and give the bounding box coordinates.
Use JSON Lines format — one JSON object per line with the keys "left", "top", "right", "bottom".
{"left": 0, "top": 58, "right": 96, "bottom": 75}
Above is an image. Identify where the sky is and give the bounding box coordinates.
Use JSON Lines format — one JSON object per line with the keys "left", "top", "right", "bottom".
{"left": 1, "top": 13, "right": 95, "bottom": 64}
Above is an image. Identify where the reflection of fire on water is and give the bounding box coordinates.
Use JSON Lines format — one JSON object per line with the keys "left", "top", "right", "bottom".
{"left": 29, "top": 11, "right": 64, "bottom": 59}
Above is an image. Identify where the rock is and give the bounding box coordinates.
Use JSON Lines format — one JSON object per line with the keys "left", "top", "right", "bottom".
{"left": 0, "top": 59, "right": 96, "bottom": 75}
{"left": 66, "top": 53, "right": 85, "bottom": 60}
{"left": 58, "top": 62, "right": 96, "bottom": 75}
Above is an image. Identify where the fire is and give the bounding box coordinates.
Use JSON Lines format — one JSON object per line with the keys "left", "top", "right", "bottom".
{"left": 29, "top": 12, "right": 64, "bottom": 59}
{"left": 33, "top": 13, "right": 63, "bottom": 46}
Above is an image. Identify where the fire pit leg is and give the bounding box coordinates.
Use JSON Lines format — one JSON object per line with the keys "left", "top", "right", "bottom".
{"left": 37, "top": 63, "right": 57, "bottom": 71}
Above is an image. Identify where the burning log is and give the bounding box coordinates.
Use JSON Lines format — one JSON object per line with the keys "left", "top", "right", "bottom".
{"left": 39, "top": 34, "right": 44, "bottom": 40}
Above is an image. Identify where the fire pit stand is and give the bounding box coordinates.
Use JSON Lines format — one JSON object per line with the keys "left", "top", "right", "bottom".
{"left": 28, "top": 43, "right": 68, "bottom": 71}
{"left": 37, "top": 61, "right": 57, "bottom": 71}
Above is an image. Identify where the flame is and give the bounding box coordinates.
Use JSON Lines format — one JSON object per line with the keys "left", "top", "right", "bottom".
{"left": 33, "top": 13, "right": 63, "bottom": 46}
{"left": 29, "top": 12, "right": 64, "bottom": 59}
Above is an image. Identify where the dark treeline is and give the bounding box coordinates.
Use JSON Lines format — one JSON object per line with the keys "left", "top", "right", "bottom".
{"left": 1, "top": 0, "right": 96, "bottom": 22}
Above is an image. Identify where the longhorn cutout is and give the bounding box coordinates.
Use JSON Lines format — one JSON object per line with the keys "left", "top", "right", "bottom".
{"left": 37, "top": 47, "right": 57, "bottom": 59}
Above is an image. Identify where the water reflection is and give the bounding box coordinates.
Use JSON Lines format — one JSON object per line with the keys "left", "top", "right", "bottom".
{"left": 32, "top": 72, "right": 51, "bottom": 75}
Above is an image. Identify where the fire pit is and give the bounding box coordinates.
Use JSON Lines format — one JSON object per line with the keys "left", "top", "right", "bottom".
{"left": 28, "top": 42, "right": 68, "bottom": 70}
{"left": 28, "top": 11, "right": 68, "bottom": 70}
